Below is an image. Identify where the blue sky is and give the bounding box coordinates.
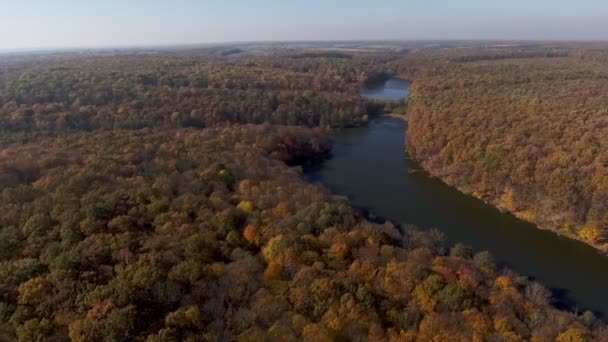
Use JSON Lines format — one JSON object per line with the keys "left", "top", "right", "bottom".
{"left": 1, "top": 0, "right": 607, "bottom": 50}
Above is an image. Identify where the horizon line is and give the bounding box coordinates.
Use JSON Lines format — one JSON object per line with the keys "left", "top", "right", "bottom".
{"left": 2, "top": 37, "right": 608, "bottom": 55}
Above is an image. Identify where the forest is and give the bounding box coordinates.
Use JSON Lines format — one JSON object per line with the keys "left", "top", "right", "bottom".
{"left": 404, "top": 46, "right": 608, "bottom": 251}
{"left": 0, "top": 126, "right": 604, "bottom": 341}
{"left": 0, "top": 49, "right": 396, "bottom": 139}
{"left": 0, "top": 46, "right": 606, "bottom": 341}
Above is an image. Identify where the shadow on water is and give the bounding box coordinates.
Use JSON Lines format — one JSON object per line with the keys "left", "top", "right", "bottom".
{"left": 303, "top": 79, "right": 608, "bottom": 319}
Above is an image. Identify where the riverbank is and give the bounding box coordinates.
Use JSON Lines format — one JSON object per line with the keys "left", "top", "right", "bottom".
{"left": 473, "top": 186, "right": 608, "bottom": 255}
{"left": 412, "top": 156, "right": 608, "bottom": 256}
{"left": 374, "top": 77, "right": 603, "bottom": 254}
{"left": 404, "top": 50, "right": 608, "bottom": 255}
{"left": 302, "top": 116, "right": 607, "bottom": 337}
{"left": 352, "top": 78, "right": 608, "bottom": 318}
{"left": 307, "top": 113, "right": 608, "bottom": 319}
{"left": 407, "top": 122, "right": 608, "bottom": 254}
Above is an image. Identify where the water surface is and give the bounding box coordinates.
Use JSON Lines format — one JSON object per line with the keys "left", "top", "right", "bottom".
{"left": 304, "top": 80, "right": 608, "bottom": 317}
{"left": 361, "top": 78, "right": 411, "bottom": 101}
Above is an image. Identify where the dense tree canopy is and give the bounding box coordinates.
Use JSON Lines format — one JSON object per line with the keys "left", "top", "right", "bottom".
{"left": 0, "top": 126, "right": 604, "bottom": 341}
{"left": 1, "top": 46, "right": 607, "bottom": 340}
{"left": 0, "top": 50, "right": 397, "bottom": 136}
{"left": 405, "top": 46, "right": 608, "bottom": 251}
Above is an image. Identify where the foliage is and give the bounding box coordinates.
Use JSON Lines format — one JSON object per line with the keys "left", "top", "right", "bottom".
{"left": 406, "top": 46, "right": 608, "bottom": 250}
{"left": 0, "top": 50, "right": 397, "bottom": 135}
{"left": 0, "top": 125, "right": 603, "bottom": 340}
{"left": 0, "top": 46, "right": 605, "bottom": 340}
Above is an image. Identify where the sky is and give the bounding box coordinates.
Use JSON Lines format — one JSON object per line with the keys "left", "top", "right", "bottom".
{"left": 1, "top": 0, "right": 608, "bottom": 50}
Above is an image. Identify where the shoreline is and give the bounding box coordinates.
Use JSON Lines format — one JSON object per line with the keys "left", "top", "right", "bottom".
{"left": 410, "top": 155, "right": 608, "bottom": 256}
{"left": 307, "top": 114, "right": 608, "bottom": 319}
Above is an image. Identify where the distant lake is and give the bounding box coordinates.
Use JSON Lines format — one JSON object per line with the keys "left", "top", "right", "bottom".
{"left": 361, "top": 78, "right": 411, "bottom": 101}
{"left": 306, "top": 79, "right": 608, "bottom": 319}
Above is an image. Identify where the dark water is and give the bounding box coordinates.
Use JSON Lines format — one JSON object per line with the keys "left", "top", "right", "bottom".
{"left": 304, "top": 79, "right": 608, "bottom": 318}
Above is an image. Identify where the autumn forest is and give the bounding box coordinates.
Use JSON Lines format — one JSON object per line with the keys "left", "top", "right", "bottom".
{"left": 1, "top": 43, "right": 608, "bottom": 341}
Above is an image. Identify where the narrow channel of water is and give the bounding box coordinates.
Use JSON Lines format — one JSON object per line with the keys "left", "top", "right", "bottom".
{"left": 304, "top": 78, "right": 608, "bottom": 318}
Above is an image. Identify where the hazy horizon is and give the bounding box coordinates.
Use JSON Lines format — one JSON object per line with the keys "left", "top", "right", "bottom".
{"left": 2, "top": 0, "right": 608, "bottom": 51}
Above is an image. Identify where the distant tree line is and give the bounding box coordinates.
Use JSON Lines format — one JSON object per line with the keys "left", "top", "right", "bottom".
{"left": 0, "top": 50, "right": 396, "bottom": 135}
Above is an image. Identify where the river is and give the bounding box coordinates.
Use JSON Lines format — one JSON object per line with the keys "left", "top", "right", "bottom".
{"left": 304, "top": 78, "right": 608, "bottom": 318}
